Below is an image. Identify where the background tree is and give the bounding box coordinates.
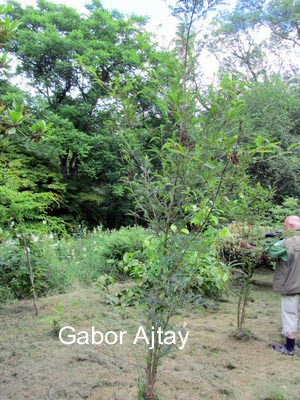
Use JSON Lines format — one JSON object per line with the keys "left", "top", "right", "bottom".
{"left": 242, "top": 77, "right": 300, "bottom": 203}
{"left": 6, "top": 0, "right": 169, "bottom": 228}
{"left": 208, "top": 5, "right": 268, "bottom": 81}
{"left": 205, "top": 0, "right": 300, "bottom": 205}
{"left": 261, "top": 0, "right": 300, "bottom": 48}
{"left": 0, "top": 3, "right": 59, "bottom": 233}
{"left": 209, "top": 0, "right": 300, "bottom": 79}
{"left": 5, "top": 0, "right": 300, "bottom": 229}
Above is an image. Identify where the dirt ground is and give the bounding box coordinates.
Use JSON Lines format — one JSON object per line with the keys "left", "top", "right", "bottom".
{"left": 1, "top": 270, "right": 300, "bottom": 400}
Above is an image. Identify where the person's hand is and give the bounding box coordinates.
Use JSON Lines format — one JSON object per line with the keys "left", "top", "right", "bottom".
{"left": 239, "top": 239, "right": 254, "bottom": 250}
{"left": 239, "top": 239, "right": 248, "bottom": 248}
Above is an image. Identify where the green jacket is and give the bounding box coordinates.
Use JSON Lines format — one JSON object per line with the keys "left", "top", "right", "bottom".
{"left": 269, "top": 236, "right": 300, "bottom": 294}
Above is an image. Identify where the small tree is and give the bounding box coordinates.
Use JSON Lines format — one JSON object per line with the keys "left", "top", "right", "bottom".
{"left": 220, "top": 180, "right": 273, "bottom": 337}
{"left": 115, "top": 69, "right": 271, "bottom": 400}
{"left": 83, "top": 1, "right": 282, "bottom": 397}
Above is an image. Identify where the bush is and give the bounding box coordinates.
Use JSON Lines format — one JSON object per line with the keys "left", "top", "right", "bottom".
{"left": 187, "top": 252, "right": 229, "bottom": 298}
{"left": 0, "top": 226, "right": 151, "bottom": 303}
{"left": 0, "top": 239, "right": 68, "bottom": 303}
{"left": 100, "top": 226, "right": 150, "bottom": 274}
{"left": 117, "top": 231, "right": 229, "bottom": 304}
{"left": 58, "top": 226, "right": 150, "bottom": 284}
{"left": 269, "top": 197, "right": 300, "bottom": 225}
{"left": 0, "top": 285, "right": 14, "bottom": 304}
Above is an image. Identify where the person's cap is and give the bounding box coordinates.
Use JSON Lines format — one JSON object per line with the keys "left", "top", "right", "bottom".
{"left": 284, "top": 215, "right": 300, "bottom": 230}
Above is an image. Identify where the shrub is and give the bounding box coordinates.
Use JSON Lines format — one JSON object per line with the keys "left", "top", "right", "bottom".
{"left": 187, "top": 253, "right": 229, "bottom": 298}
{"left": 117, "top": 231, "right": 229, "bottom": 304}
{"left": 0, "top": 226, "right": 151, "bottom": 303}
{"left": 100, "top": 226, "right": 150, "bottom": 275}
{"left": 269, "top": 197, "right": 300, "bottom": 225}
{"left": 0, "top": 285, "right": 14, "bottom": 304}
{"left": 217, "top": 223, "right": 273, "bottom": 331}
{"left": 59, "top": 226, "right": 150, "bottom": 283}
{"left": 0, "top": 238, "right": 68, "bottom": 303}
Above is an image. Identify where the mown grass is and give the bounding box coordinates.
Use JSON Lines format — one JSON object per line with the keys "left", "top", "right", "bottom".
{"left": 1, "top": 271, "right": 300, "bottom": 400}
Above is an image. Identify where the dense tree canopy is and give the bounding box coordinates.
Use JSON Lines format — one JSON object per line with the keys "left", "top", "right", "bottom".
{"left": 4, "top": 0, "right": 172, "bottom": 229}
{"left": 1, "top": 0, "right": 300, "bottom": 232}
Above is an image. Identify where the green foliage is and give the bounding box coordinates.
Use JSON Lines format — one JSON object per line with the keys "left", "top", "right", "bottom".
{"left": 99, "top": 227, "right": 149, "bottom": 275}
{"left": 0, "top": 142, "right": 66, "bottom": 236}
{"left": 218, "top": 219, "right": 272, "bottom": 332}
{"left": 242, "top": 78, "right": 300, "bottom": 202}
{"left": 264, "top": 388, "right": 292, "bottom": 400}
{"left": 117, "top": 251, "right": 145, "bottom": 280}
{"left": 0, "top": 238, "right": 68, "bottom": 302}
{"left": 263, "top": 0, "right": 300, "bottom": 47}
{"left": 214, "top": 167, "right": 274, "bottom": 333}
{"left": 264, "top": 389, "right": 290, "bottom": 400}
{"left": 5, "top": 0, "right": 163, "bottom": 228}
{"left": 107, "top": 285, "right": 144, "bottom": 307}
{"left": 269, "top": 197, "right": 300, "bottom": 225}
{"left": 106, "top": 12, "right": 280, "bottom": 393}
{"left": 58, "top": 226, "right": 149, "bottom": 284}
{"left": 209, "top": 0, "right": 300, "bottom": 80}
{"left": 0, "top": 226, "right": 150, "bottom": 303}
{"left": 117, "top": 231, "right": 228, "bottom": 302}
{"left": 1, "top": 0, "right": 299, "bottom": 233}
{"left": 186, "top": 245, "right": 229, "bottom": 299}
{"left": 209, "top": 7, "right": 267, "bottom": 81}
{"left": 0, "top": 4, "right": 19, "bottom": 77}
{"left": 94, "top": 274, "right": 116, "bottom": 292}
{"left": 0, "top": 5, "right": 66, "bottom": 237}
{"left": 0, "top": 285, "right": 14, "bottom": 304}
{"left": 218, "top": 223, "right": 272, "bottom": 270}
{"left": 0, "top": 3, "right": 67, "bottom": 312}
{"left": 2, "top": 0, "right": 297, "bottom": 396}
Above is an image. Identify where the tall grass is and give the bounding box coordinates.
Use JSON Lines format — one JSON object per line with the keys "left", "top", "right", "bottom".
{"left": 58, "top": 226, "right": 150, "bottom": 284}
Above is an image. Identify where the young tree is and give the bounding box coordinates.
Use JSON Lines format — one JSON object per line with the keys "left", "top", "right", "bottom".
{"left": 92, "top": 3, "right": 279, "bottom": 398}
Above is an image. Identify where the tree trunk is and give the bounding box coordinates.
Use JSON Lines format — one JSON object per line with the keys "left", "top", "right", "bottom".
{"left": 60, "top": 149, "right": 69, "bottom": 179}
{"left": 22, "top": 234, "right": 38, "bottom": 316}
{"left": 69, "top": 151, "right": 80, "bottom": 179}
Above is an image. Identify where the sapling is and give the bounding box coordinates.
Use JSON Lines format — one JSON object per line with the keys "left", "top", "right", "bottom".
{"left": 234, "top": 233, "right": 271, "bottom": 340}
{"left": 21, "top": 233, "right": 39, "bottom": 315}
{"left": 227, "top": 182, "right": 273, "bottom": 338}
{"left": 81, "top": 1, "right": 280, "bottom": 396}
{"left": 108, "top": 58, "right": 276, "bottom": 400}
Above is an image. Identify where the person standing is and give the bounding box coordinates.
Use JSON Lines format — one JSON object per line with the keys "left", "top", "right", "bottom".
{"left": 240, "top": 215, "right": 300, "bottom": 355}
{"left": 269, "top": 215, "right": 300, "bottom": 355}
